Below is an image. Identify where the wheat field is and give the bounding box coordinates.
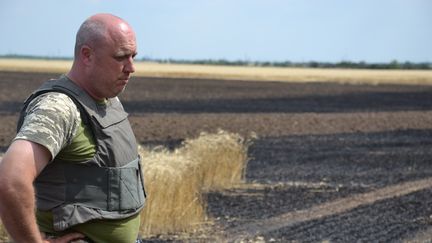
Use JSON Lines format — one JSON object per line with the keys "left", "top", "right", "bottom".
{"left": 1, "top": 58, "right": 432, "bottom": 85}
{"left": 138, "top": 130, "right": 254, "bottom": 237}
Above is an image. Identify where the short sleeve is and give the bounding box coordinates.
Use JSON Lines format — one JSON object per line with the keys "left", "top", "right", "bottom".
{"left": 14, "top": 92, "right": 81, "bottom": 160}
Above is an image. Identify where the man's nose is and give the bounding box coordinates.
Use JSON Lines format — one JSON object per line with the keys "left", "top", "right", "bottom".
{"left": 124, "top": 57, "right": 135, "bottom": 73}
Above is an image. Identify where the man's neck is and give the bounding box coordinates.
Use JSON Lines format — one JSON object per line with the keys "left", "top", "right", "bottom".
{"left": 66, "top": 71, "right": 106, "bottom": 102}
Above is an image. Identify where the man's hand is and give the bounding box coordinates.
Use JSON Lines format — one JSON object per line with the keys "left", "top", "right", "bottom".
{"left": 41, "top": 232, "right": 86, "bottom": 243}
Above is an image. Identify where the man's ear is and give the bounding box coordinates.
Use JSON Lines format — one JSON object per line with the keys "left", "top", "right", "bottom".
{"left": 80, "top": 45, "right": 93, "bottom": 65}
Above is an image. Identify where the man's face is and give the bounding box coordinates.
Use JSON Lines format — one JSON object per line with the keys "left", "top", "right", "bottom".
{"left": 90, "top": 24, "right": 137, "bottom": 100}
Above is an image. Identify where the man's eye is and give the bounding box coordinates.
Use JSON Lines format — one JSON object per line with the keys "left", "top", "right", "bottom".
{"left": 115, "top": 56, "right": 126, "bottom": 61}
{"left": 115, "top": 55, "right": 135, "bottom": 61}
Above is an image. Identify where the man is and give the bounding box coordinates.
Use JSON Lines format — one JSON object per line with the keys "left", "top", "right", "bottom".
{"left": 0, "top": 13, "right": 146, "bottom": 243}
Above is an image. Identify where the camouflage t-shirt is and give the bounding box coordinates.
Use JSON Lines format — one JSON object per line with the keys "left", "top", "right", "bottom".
{"left": 15, "top": 92, "right": 80, "bottom": 159}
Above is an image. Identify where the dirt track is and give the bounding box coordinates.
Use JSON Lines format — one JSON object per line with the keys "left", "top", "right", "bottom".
{"left": 1, "top": 71, "right": 432, "bottom": 242}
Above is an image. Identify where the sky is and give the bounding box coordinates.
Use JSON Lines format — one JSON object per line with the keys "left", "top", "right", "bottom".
{"left": 0, "top": 0, "right": 431, "bottom": 63}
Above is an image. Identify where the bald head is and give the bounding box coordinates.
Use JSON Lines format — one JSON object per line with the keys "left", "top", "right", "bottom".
{"left": 68, "top": 13, "right": 137, "bottom": 100}
{"left": 74, "top": 13, "right": 134, "bottom": 58}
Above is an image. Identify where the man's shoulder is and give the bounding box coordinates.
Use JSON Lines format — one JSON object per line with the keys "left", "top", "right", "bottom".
{"left": 27, "top": 91, "right": 79, "bottom": 116}
{"left": 30, "top": 91, "right": 75, "bottom": 106}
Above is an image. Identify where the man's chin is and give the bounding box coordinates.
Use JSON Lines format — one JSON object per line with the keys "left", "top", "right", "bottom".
{"left": 113, "top": 86, "right": 127, "bottom": 97}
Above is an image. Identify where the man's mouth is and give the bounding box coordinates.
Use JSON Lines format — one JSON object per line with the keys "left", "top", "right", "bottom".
{"left": 119, "top": 77, "right": 129, "bottom": 83}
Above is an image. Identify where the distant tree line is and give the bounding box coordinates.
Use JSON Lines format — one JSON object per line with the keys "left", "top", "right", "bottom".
{"left": 144, "top": 58, "right": 432, "bottom": 70}
{"left": 1, "top": 54, "right": 431, "bottom": 70}
{"left": 0, "top": 54, "right": 73, "bottom": 61}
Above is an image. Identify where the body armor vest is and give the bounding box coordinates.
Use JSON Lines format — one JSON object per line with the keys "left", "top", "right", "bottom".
{"left": 17, "top": 76, "right": 146, "bottom": 231}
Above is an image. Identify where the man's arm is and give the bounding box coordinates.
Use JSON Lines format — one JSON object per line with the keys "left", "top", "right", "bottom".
{"left": 0, "top": 140, "right": 83, "bottom": 243}
{"left": 0, "top": 140, "right": 49, "bottom": 242}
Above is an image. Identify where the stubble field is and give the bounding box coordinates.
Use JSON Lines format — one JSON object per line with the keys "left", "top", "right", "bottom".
{"left": 1, "top": 67, "right": 432, "bottom": 242}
